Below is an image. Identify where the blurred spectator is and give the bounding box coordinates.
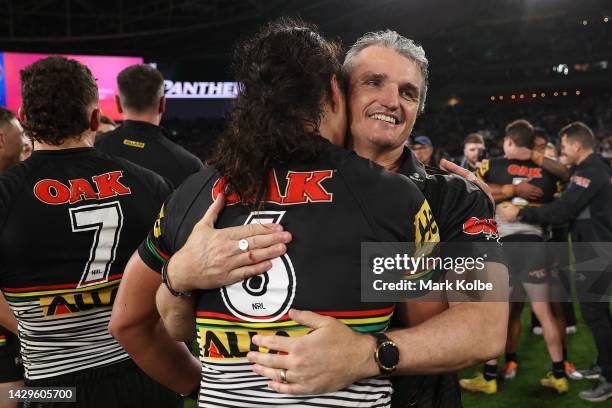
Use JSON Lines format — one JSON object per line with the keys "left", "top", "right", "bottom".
{"left": 533, "top": 128, "right": 548, "bottom": 153}
{"left": 95, "top": 64, "right": 203, "bottom": 188}
{"left": 460, "top": 132, "right": 486, "bottom": 172}
{"left": 0, "top": 108, "right": 24, "bottom": 172}
{"left": 411, "top": 135, "right": 435, "bottom": 166}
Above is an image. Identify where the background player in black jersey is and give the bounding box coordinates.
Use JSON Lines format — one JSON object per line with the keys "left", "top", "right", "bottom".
{"left": 95, "top": 64, "right": 204, "bottom": 188}
{"left": 460, "top": 119, "right": 568, "bottom": 395}
{"left": 240, "top": 30, "right": 508, "bottom": 408}
{"left": 0, "top": 56, "right": 181, "bottom": 407}
{"left": 0, "top": 108, "right": 25, "bottom": 408}
{"left": 499, "top": 122, "right": 612, "bottom": 402}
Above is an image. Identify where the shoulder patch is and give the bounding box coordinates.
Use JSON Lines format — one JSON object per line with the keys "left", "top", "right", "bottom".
{"left": 570, "top": 175, "right": 591, "bottom": 188}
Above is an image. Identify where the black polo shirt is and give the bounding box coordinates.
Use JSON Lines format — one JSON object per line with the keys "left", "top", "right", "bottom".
{"left": 95, "top": 120, "right": 204, "bottom": 188}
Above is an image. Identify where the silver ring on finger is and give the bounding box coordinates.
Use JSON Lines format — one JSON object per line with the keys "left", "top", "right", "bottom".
{"left": 279, "top": 368, "right": 288, "bottom": 384}
{"left": 238, "top": 239, "right": 249, "bottom": 252}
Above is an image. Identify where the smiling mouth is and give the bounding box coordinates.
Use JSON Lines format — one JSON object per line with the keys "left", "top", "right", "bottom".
{"left": 369, "top": 113, "right": 399, "bottom": 125}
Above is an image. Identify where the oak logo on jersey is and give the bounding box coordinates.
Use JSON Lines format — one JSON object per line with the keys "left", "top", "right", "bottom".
{"left": 571, "top": 175, "right": 591, "bottom": 188}
{"left": 34, "top": 171, "right": 131, "bottom": 205}
{"left": 413, "top": 200, "right": 440, "bottom": 259}
{"left": 507, "top": 164, "right": 542, "bottom": 179}
{"left": 463, "top": 217, "right": 499, "bottom": 241}
{"left": 212, "top": 169, "right": 334, "bottom": 206}
{"left": 199, "top": 328, "right": 305, "bottom": 359}
{"left": 39, "top": 286, "right": 118, "bottom": 318}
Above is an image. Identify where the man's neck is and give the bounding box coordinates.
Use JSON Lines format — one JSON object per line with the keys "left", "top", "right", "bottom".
{"left": 575, "top": 150, "right": 594, "bottom": 166}
{"left": 34, "top": 133, "right": 95, "bottom": 150}
{"left": 350, "top": 139, "right": 404, "bottom": 173}
{"left": 123, "top": 112, "right": 161, "bottom": 126}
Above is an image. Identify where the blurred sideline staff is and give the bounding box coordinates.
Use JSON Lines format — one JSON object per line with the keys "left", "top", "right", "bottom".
{"left": 499, "top": 122, "right": 612, "bottom": 402}
{"left": 95, "top": 64, "right": 204, "bottom": 188}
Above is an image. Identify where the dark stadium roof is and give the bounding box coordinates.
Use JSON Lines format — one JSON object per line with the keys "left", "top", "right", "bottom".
{"left": 0, "top": 0, "right": 607, "bottom": 57}
{"left": 1, "top": 0, "right": 610, "bottom": 101}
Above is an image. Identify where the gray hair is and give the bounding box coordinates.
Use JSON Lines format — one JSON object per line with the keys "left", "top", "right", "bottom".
{"left": 342, "top": 30, "right": 429, "bottom": 113}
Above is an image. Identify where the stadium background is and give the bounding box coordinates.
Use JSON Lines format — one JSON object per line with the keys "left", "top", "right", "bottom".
{"left": 1, "top": 0, "right": 611, "bottom": 406}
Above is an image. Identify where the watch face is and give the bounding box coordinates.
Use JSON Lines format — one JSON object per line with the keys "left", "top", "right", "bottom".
{"left": 379, "top": 341, "right": 400, "bottom": 370}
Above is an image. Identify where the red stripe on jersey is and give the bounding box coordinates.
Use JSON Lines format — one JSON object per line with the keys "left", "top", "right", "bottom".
{"left": 2, "top": 273, "right": 123, "bottom": 293}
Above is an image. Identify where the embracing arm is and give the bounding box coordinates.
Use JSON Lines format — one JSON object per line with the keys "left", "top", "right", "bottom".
{"left": 0, "top": 292, "right": 18, "bottom": 335}
{"left": 247, "top": 262, "right": 509, "bottom": 394}
{"left": 109, "top": 252, "right": 201, "bottom": 395}
{"left": 155, "top": 264, "right": 197, "bottom": 342}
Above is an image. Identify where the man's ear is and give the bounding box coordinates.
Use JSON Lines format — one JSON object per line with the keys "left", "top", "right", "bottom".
{"left": 17, "top": 107, "right": 26, "bottom": 123}
{"left": 90, "top": 108, "right": 101, "bottom": 132}
{"left": 158, "top": 95, "right": 166, "bottom": 115}
{"left": 0, "top": 131, "right": 5, "bottom": 150}
{"left": 329, "top": 74, "right": 345, "bottom": 113}
{"left": 115, "top": 95, "right": 123, "bottom": 114}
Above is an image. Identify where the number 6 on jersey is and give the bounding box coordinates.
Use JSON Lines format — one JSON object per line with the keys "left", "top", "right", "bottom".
{"left": 221, "top": 211, "right": 296, "bottom": 322}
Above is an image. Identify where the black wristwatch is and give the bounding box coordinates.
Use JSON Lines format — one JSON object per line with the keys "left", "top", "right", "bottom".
{"left": 371, "top": 332, "right": 400, "bottom": 375}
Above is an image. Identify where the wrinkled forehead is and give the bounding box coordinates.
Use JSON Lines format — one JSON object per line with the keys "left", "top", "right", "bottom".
{"left": 349, "top": 46, "right": 423, "bottom": 87}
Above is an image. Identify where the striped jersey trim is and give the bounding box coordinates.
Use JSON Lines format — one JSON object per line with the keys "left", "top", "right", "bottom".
{"left": 195, "top": 306, "right": 394, "bottom": 407}
{"left": 3, "top": 279, "right": 129, "bottom": 380}
{"left": 2, "top": 274, "right": 123, "bottom": 300}
{"left": 145, "top": 235, "right": 170, "bottom": 264}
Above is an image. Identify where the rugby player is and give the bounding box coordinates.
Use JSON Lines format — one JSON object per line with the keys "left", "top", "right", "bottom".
{"left": 498, "top": 122, "right": 612, "bottom": 402}
{"left": 461, "top": 120, "right": 568, "bottom": 394}
{"left": 142, "top": 19, "right": 445, "bottom": 407}
{"left": 95, "top": 64, "right": 204, "bottom": 188}
{"left": 0, "top": 108, "right": 25, "bottom": 408}
{"left": 244, "top": 30, "right": 508, "bottom": 408}
{"left": 0, "top": 56, "right": 180, "bottom": 407}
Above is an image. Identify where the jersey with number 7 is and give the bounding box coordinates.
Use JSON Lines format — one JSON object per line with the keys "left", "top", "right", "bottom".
{"left": 0, "top": 147, "right": 172, "bottom": 380}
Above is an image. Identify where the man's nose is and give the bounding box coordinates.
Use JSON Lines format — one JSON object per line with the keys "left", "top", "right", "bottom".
{"left": 379, "top": 84, "right": 400, "bottom": 111}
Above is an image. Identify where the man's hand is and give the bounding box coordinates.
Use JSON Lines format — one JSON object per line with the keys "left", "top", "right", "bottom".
{"left": 514, "top": 180, "right": 543, "bottom": 200}
{"left": 496, "top": 203, "right": 519, "bottom": 222}
{"left": 168, "top": 194, "right": 292, "bottom": 292}
{"left": 439, "top": 159, "right": 494, "bottom": 206}
{"left": 246, "top": 309, "right": 378, "bottom": 395}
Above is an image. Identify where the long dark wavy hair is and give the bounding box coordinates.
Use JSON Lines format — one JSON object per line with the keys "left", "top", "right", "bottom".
{"left": 207, "top": 17, "right": 342, "bottom": 207}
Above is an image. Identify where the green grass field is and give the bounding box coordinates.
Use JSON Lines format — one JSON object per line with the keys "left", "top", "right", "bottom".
{"left": 184, "top": 302, "right": 608, "bottom": 408}
{"left": 459, "top": 303, "right": 608, "bottom": 408}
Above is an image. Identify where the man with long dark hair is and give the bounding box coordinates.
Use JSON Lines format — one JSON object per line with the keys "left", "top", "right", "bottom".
{"left": 125, "top": 18, "right": 440, "bottom": 407}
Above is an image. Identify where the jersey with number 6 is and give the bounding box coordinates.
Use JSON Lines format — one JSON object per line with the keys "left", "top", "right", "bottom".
{"left": 139, "top": 140, "right": 440, "bottom": 408}
{"left": 0, "top": 147, "right": 172, "bottom": 380}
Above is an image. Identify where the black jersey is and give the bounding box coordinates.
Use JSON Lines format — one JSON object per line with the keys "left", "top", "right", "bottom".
{"left": 0, "top": 148, "right": 172, "bottom": 380}
{"left": 392, "top": 149, "right": 500, "bottom": 408}
{"left": 519, "top": 153, "right": 612, "bottom": 243}
{"left": 139, "top": 141, "right": 440, "bottom": 408}
{"left": 95, "top": 120, "right": 204, "bottom": 188}
{"left": 477, "top": 157, "right": 560, "bottom": 238}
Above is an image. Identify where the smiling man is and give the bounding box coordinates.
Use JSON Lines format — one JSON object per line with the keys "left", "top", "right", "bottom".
{"left": 248, "top": 30, "right": 508, "bottom": 408}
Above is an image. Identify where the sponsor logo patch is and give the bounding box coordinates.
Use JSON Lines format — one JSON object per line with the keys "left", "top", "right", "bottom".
{"left": 463, "top": 217, "right": 499, "bottom": 241}
{"left": 571, "top": 175, "right": 591, "bottom": 188}
{"left": 39, "top": 286, "right": 118, "bottom": 318}
{"left": 123, "top": 139, "right": 145, "bottom": 149}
